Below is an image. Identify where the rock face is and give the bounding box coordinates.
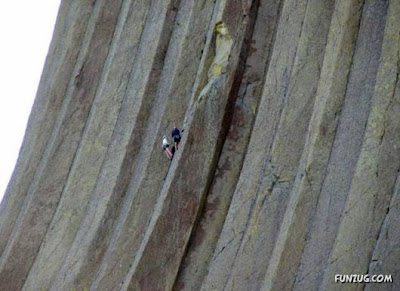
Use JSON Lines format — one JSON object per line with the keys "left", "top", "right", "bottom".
{"left": 1, "top": 0, "right": 399, "bottom": 290}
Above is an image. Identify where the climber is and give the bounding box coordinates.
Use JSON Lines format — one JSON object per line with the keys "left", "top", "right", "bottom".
{"left": 171, "top": 126, "right": 181, "bottom": 150}
{"left": 162, "top": 135, "right": 173, "bottom": 160}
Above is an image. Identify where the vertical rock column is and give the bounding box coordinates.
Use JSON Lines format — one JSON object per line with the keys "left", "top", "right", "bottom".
{"left": 224, "top": 0, "right": 335, "bottom": 290}
{"left": 89, "top": 0, "right": 217, "bottom": 290}
{"left": 174, "top": 0, "right": 282, "bottom": 289}
{"left": 321, "top": 0, "right": 400, "bottom": 288}
{"left": 0, "top": 1, "right": 123, "bottom": 290}
{"left": 22, "top": 0, "right": 149, "bottom": 289}
{"left": 0, "top": 0, "right": 95, "bottom": 256}
{"left": 201, "top": 0, "right": 313, "bottom": 289}
{"left": 122, "top": 0, "right": 259, "bottom": 289}
{"left": 294, "top": 0, "right": 389, "bottom": 289}
{"left": 49, "top": 0, "right": 181, "bottom": 290}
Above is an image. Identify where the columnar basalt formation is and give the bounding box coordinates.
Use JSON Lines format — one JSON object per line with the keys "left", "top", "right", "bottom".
{"left": 1, "top": 0, "right": 399, "bottom": 290}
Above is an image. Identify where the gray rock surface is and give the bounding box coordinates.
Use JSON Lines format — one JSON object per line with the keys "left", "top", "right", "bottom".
{"left": 1, "top": 0, "right": 400, "bottom": 290}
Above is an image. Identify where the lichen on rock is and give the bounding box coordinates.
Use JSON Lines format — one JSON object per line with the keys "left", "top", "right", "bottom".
{"left": 208, "top": 21, "right": 233, "bottom": 79}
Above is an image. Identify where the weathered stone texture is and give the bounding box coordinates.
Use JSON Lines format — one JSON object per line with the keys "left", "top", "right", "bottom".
{"left": 175, "top": 0, "right": 281, "bottom": 289}
{"left": 1, "top": 0, "right": 400, "bottom": 290}
{"left": 0, "top": 1, "right": 122, "bottom": 290}
{"left": 50, "top": 1, "right": 182, "bottom": 289}
{"left": 321, "top": 0, "right": 400, "bottom": 289}
{"left": 0, "top": 0, "right": 95, "bottom": 257}
{"left": 201, "top": 0, "right": 310, "bottom": 288}
{"left": 90, "top": 0, "right": 216, "bottom": 289}
{"left": 22, "top": 1, "right": 150, "bottom": 289}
